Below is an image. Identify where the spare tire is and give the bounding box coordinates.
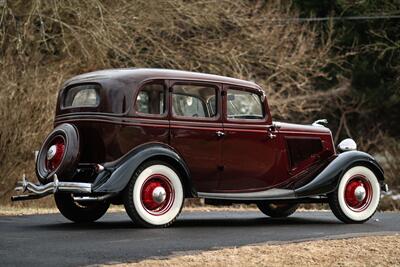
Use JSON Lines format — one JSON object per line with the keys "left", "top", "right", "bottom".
{"left": 36, "top": 123, "right": 80, "bottom": 184}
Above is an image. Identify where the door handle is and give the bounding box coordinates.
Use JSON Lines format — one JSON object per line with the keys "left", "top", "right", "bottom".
{"left": 267, "top": 132, "right": 277, "bottom": 139}
{"left": 267, "top": 126, "right": 277, "bottom": 139}
{"left": 216, "top": 131, "right": 225, "bottom": 137}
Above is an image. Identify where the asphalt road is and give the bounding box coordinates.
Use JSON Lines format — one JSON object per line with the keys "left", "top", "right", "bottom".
{"left": 0, "top": 211, "right": 399, "bottom": 267}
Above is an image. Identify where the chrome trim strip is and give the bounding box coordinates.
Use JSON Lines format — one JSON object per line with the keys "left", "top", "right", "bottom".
{"left": 197, "top": 188, "right": 296, "bottom": 200}
{"left": 73, "top": 193, "right": 115, "bottom": 202}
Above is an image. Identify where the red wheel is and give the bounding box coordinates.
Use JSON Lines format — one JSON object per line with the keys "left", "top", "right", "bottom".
{"left": 123, "top": 161, "right": 184, "bottom": 228}
{"left": 45, "top": 136, "right": 66, "bottom": 172}
{"left": 36, "top": 123, "right": 79, "bottom": 184}
{"left": 329, "top": 166, "right": 380, "bottom": 223}
{"left": 140, "top": 174, "right": 174, "bottom": 216}
{"left": 343, "top": 176, "right": 372, "bottom": 212}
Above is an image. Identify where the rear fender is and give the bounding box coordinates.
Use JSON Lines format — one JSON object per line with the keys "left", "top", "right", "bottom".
{"left": 294, "top": 151, "right": 384, "bottom": 197}
{"left": 92, "top": 143, "right": 195, "bottom": 197}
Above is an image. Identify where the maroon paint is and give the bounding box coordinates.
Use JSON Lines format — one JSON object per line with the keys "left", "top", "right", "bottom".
{"left": 168, "top": 80, "right": 223, "bottom": 192}
{"left": 54, "top": 69, "right": 336, "bottom": 193}
{"left": 217, "top": 84, "right": 278, "bottom": 191}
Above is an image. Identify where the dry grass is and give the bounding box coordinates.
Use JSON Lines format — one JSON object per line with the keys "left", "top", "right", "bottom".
{"left": 0, "top": 1, "right": 398, "bottom": 208}
{"left": 0, "top": 204, "right": 128, "bottom": 216}
{"left": 1, "top": 200, "right": 396, "bottom": 216}
{"left": 0, "top": 1, "right": 351, "bottom": 204}
{"left": 0, "top": 206, "right": 58, "bottom": 216}
{"left": 110, "top": 235, "right": 400, "bottom": 267}
{"left": 0, "top": 203, "right": 259, "bottom": 216}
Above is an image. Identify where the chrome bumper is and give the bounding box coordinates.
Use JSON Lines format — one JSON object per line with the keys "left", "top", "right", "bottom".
{"left": 382, "top": 182, "right": 389, "bottom": 193}
{"left": 11, "top": 174, "right": 92, "bottom": 201}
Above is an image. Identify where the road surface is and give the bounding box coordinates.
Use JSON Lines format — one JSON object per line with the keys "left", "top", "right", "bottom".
{"left": 0, "top": 211, "right": 399, "bottom": 266}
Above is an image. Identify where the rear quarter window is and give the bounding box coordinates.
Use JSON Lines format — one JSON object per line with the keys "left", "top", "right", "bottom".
{"left": 64, "top": 84, "right": 100, "bottom": 108}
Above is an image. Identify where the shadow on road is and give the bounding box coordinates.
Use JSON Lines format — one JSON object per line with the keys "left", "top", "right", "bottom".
{"left": 174, "top": 216, "right": 341, "bottom": 227}
{"left": 27, "top": 213, "right": 342, "bottom": 231}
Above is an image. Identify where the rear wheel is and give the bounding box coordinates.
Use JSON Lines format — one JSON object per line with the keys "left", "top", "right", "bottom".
{"left": 123, "top": 161, "right": 184, "bottom": 228}
{"left": 55, "top": 193, "right": 110, "bottom": 223}
{"left": 257, "top": 202, "right": 299, "bottom": 218}
{"left": 328, "top": 165, "right": 380, "bottom": 224}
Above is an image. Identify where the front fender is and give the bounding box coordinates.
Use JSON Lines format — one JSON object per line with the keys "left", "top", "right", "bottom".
{"left": 294, "top": 151, "right": 384, "bottom": 197}
{"left": 92, "top": 143, "right": 194, "bottom": 196}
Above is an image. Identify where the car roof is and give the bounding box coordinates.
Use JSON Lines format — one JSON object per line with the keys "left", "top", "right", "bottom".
{"left": 63, "top": 68, "right": 261, "bottom": 90}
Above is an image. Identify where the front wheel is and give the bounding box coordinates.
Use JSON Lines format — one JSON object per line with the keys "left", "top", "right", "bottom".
{"left": 328, "top": 165, "right": 381, "bottom": 224}
{"left": 257, "top": 202, "right": 299, "bottom": 218}
{"left": 55, "top": 193, "right": 110, "bottom": 223}
{"left": 123, "top": 161, "right": 184, "bottom": 228}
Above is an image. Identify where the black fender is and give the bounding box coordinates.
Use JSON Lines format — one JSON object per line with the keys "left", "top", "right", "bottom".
{"left": 92, "top": 142, "right": 196, "bottom": 197}
{"left": 294, "top": 150, "right": 384, "bottom": 197}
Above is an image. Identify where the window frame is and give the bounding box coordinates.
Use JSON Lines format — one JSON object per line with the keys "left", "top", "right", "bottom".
{"left": 61, "top": 83, "right": 101, "bottom": 110}
{"left": 169, "top": 80, "right": 221, "bottom": 122}
{"left": 132, "top": 79, "right": 168, "bottom": 118}
{"left": 224, "top": 85, "right": 267, "bottom": 123}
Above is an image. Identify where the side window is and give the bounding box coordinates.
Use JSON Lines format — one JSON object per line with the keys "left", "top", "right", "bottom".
{"left": 172, "top": 84, "right": 217, "bottom": 119}
{"left": 227, "top": 89, "right": 264, "bottom": 120}
{"left": 64, "top": 84, "right": 100, "bottom": 108}
{"left": 135, "top": 83, "right": 165, "bottom": 115}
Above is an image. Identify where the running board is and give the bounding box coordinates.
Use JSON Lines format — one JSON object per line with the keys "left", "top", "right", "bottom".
{"left": 197, "top": 188, "right": 296, "bottom": 201}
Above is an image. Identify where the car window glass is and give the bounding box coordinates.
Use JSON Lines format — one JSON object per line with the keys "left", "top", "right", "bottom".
{"left": 64, "top": 85, "right": 100, "bottom": 108}
{"left": 135, "top": 83, "right": 165, "bottom": 115}
{"left": 227, "top": 89, "right": 263, "bottom": 120}
{"left": 172, "top": 84, "right": 217, "bottom": 118}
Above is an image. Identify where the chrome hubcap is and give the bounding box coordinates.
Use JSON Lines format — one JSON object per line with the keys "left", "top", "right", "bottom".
{"left": 354, "top": 186, "right": 366, "bottom": 202}
{"left": 47, "top": 145, "right": 57, "bottom": 160}
{"left": 152, "top": 186, "right": 167, "bottom": 203}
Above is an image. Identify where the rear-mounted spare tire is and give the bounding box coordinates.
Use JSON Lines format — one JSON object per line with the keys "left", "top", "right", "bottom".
{"left": 36, "top": 123, "right": 80, "bottom": 184}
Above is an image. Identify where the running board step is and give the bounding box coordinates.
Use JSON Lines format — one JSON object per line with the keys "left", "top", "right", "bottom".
{"left": 197, "top": 189, "right": 296, "bottom": 201}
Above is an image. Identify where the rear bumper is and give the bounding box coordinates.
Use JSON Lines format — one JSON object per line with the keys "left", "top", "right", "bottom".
{"left": 381, "top": 182, "right": 389, "bottom": 193}
{"left": 11, "top": 174, "right": 92, "bottom": 201}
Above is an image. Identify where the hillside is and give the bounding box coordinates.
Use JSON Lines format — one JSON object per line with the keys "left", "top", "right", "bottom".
{"left": 0, "top": 0, "right": 399, "bottom": 206}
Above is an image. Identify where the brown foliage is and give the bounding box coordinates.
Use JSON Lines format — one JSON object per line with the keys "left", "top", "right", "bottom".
{"left": 0, "top": 0, "right": 365, "bottom": 204}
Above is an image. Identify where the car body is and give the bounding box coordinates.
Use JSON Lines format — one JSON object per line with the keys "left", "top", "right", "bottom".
{"left": 12, "top": 68, "right": 388, "bottom": 227}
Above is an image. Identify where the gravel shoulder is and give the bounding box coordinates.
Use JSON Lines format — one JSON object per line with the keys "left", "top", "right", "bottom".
{"left": 111, "top": 235, "right": 400, "bottom": 267}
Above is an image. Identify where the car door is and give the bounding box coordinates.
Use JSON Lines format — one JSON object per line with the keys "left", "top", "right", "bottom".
{"left": 218, "top": 85, "right": 284, "bottom": 192}
{"left": 169, "top": 80, "right": 223, "bottom": 192}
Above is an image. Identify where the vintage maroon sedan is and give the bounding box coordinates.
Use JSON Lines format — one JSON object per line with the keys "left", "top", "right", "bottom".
{"left": 12, "top": 69, "right": 387, "bottom": 227}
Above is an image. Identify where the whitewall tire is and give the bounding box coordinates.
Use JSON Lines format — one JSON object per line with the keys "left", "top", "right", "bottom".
{"left": 123, "top": 161, "right": 184, "bottom": 228}
{"left": 328, "top": 165, "right": 381, "bottom": 223}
